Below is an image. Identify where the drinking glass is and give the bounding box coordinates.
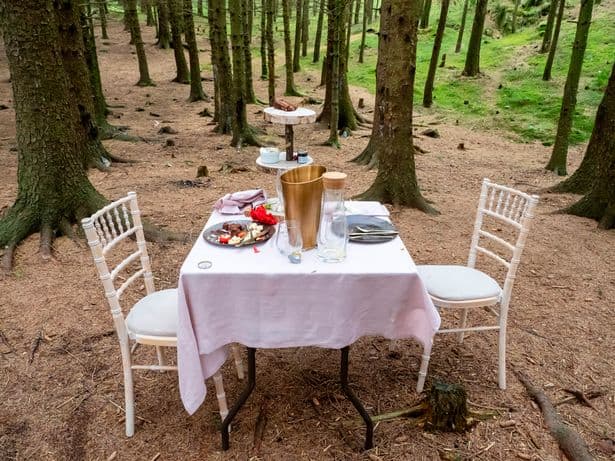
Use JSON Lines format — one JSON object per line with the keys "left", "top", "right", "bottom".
{"left": 275, "top": 219, "right": 302, "bottom": 264}
{"left": 275, "top": 168, "right": 287, "bottom": 215}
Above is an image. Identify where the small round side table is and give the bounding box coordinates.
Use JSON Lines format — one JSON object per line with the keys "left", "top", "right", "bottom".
{"left": 263, "top": 107, "right": 317, "bottom": 161}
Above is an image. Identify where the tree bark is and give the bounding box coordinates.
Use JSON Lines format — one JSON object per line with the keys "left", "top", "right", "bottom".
{"left": 366, "top": 0, "right": 373, "bottom": 23}
{"left": 462, "top": 0, "right": 488, "bottom": 76}
{"left": 242, "top": 0, "right": 257, "bottom": 102}
{"left": 313, "top": 0, "right": 325, "bottom": 62}
{"left": 454, "top": 0, "right": 469, "bottom": 52}
{"left": 283, "top": 0, "right": 302, "bottom": 95}
{"left": 168, "top": 0, "right": 190, "bottom": 83}
{"left": 197, "top": 0, "right": 204, "bottom": 16}
{"left": 301, "top": 0, "right": 309, "bottom": 56}
{"left": 229, "top": 0, "right": 262, "bottom": 146}
{"left": 293, "top": 0, "right": 303, "bottom": 71}
{"left": 126, "top": 0, "right": 155, "bottom": 85}
{"left": 318, "top": 0, "right": 357, "bottom": 130}
{"left": 208, "top": 0, "right": 235, "bottom": 132}
{"left": 157, "top": 0, "right": 171, "bottom": 48}
{"left": 353, "top": 0, "right": 360, "bottom": 24}
{"left": 183, "top": 0, "right": 206, "bottom": 101}
{"left": 563, "top": 62, "right": 615, "bottom": 228}
{"left": 99, "top": 0, "right": 109, "bottom": 39}
{"left": 420, "top": 0, "right": 431, "bottom": 28}
{"left": 324, "top": 0, "right": 341, "bottom": 147}
{"left": 540, "top": 0, "right": 558, "bottom": 53}
{"left": 358, "top": 0, "right": 367, "bottom": 62}
{"left": 546, "top": 0, "right": 594, "bottom": 175}
{"left": 145, "top": 0, "right": 156, "bottom": 26}
{"left": 0, "top": 0, "right": 107, "bottom": 266}
{"left": 266, "top": 0, "right": 276, "bottom": 104}
{"left": 354, "top": 0, "right": 435, "bottom": 213}
{"left": 55, "top": 0, "right": 111, "bottom": 169}
{"left": 423, "top": 0, "right": 450, "bottom": 107}
{"left": 260, "top": 0, "right": 268, "bottom": 78}
{"left": 542, "top": 0, "right": 565, "bottom": 81}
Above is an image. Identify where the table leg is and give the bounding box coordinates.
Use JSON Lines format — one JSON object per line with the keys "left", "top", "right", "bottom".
{"left": 285, "top": 124, "right": 294, "bottom": 161}
{"left": 340, "top": 346, "right": 374, "bottom": 450}
{"left": 221, "top": 347, "right": 256, "bottom": 450}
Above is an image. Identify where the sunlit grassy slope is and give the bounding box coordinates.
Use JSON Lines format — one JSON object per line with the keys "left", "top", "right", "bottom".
{"left": 300, "top": 0, "right": 614, "bottom": 145}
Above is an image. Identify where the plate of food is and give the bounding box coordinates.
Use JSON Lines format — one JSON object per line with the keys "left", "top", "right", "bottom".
{"left": 204, "top": 220, "right": 275, "bottom": 247}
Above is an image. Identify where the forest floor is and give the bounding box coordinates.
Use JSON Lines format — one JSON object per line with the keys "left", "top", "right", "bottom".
{"left": 1, "top": 20, "right": 614, "bottom": 461}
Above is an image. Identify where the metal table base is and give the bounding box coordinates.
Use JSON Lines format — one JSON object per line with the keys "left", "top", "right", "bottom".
{"left": 220, "top": 346, "right": 374, "bottom": 451}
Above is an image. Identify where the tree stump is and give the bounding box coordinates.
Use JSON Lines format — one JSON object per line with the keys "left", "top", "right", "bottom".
{"left": 425, "top": 382, "right": 470, "bottom": 432}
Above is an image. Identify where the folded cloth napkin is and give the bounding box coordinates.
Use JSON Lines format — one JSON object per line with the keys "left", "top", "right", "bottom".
{"left": 213, "top": 189, "right": 267, "bottom": 214}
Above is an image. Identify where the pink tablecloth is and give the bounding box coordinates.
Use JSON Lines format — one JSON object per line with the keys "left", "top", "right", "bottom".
{"left": 177, "top": 208, "right": 440, "bottom": 414}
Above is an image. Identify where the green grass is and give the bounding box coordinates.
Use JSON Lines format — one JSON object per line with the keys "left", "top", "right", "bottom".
{"left": 299, "top": 0, "right": 614, "bottom": 145}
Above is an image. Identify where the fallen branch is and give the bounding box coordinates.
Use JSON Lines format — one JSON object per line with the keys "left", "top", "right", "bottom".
{"left": 29, "top": 329, "right": 44, "bottom": 364}
{"left": 559, "top": 389, "right": 604, "bottom": 410}
{"left": 253, "top": 398, "right": 269, "bottom": 453}
{"left": 514, "top": 370, "right": 593, "bottom": 461}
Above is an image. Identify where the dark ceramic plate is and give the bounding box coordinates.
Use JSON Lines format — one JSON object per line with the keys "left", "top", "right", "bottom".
{"left": 203, "top": 220, "right": 275, "bottom": 247}
{"left": 346, "top": 215, "right": 397, "bottom": 244}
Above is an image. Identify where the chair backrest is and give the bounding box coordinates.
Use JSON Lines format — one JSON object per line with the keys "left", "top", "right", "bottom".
{"left": 467, "top": 178, "right": 539, "bottom": 308}
{"left": 81, "top": 192, "right": 155, "bottom": 324}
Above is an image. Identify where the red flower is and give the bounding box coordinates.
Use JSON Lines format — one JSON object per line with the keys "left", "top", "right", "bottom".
{"left": 250, "top": 205, "right": 278, "bottom": 225}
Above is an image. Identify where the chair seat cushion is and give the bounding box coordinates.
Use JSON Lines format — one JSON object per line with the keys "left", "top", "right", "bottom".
{"left": 125, "top": 288, "right": 178, "bottom": 337}
{"left": 417, "top": 265, "right": 502, "bottom": 302}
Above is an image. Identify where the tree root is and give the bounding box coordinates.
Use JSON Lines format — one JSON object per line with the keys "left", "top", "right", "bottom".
{"left": 514, "top": 369, "right": 593, "bottom": 461}
{"left": 105, "top": 152, "right": 136, "bottom": 164}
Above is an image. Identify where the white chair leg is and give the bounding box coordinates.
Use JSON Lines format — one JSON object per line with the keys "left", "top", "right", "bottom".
{"left": 498, "top": 326, "right": 507, "bottom": 389}
{"left": 458, "top": 308, "right": 469, "bottom": 343}
{"left": 231, "top": 345, "right": 244, "bottom": 380}
{"left": 212, "top": 371, "right": 230, "bottom": 431}
{"left": 120, "top": 344, "right": 135, "bottom": 437}
{"left": 416, "top": 340, "right": 433, "bottom": 393}
{"left": 156, "top": 346, "right": 166, "bottom": 372}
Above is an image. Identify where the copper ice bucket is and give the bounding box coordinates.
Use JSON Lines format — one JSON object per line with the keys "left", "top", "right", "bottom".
{"left": 281, "top": 165, "right": 327, "bottom": 249}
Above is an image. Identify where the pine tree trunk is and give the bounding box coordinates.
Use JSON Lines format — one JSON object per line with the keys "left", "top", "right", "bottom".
{"left": 82, "top": 10, "right": 109, "bottom": 126}
{"left": 208, "top": 0, "right": 235, "bottom": 132}
{"left": 266, "top": 0, "right": 276, "bottom": 104}
{"left": 301, "top": 0, "right": 309, "bottom": 56}
{"left": 358, "top": 0, "right": 367, "bottom": 62}
{"left": 462, "top": 0, "right": 488, "bottom": 76}
{"left": 546, "top": 0, "right": 594, "bottom": 175}
{"left": 293, "top": 0, "right": 303, "bottom": 71}
{"left": 366, "top": 0, "right": 373, "bottom": 23}
{"left": 0, "top": 0, "right": 107, "bottom": 263}
{"left": 420, "top": 0, "right": 431, "bottom": 28}
{"left": 511, "top": 0, "right": 520, "bottom": 33}
{"left": 229, "top": 0, "right": 262, "bottom": 146}
{"left": 197, "top": 0, "right": 204, "bottom": 16}
{"left": 313, "top": 0, "right": 325, "bottom": 62}
{"left": 540, "top": 0, "right": 558, "bottom": 53}
{"left": 157, "top": 0, "right": 171, "bottom": 48}
{"left": 283, "top": 0, "right": 302, "bottom": 95}
{"left": 260, "top": 0, "right": 268, "bottom": 78}
{"left": 354, "top": 0, "right": 360, "bottom": 24}
{"left": 355, "top": 0, "right": 434, "bottom": 213}
{"left": 374, "top": 0, "right": 380, "bottom": 22}
{"left": 555, "top": 62, "right": 615, "bottom": 195}
{"left": 455, "top": 0, "right": 469, "bottom": 52}
{"left": 100, "top": 1, "right": 110, "bottom": 39}
{"left": 55, "top": 0, "right": 111, "bottom": 168}
{"left": 423, "top": 0, "right": 450, "bottom": 107}
{"left": 168, "top": 0, "right": 190, "bottom": 83}
{"left": 145, "top": 0, "right": 156, "bottom": 26}
{"left": 318, "top": 0, "right": 357, "bottom": 130}
{"left": 183, "top": 0, "right": 206, "bottom": 101}
{"left": 565, "top": 62, "right": 615, "bottom": 228}
{"left": 242, "top": 0, "right": 257, "bottom": 102}
{"left": 325, "top": 0, "right": 341, "bottom": 147}
{"left": 542, "top": 0, "right": 565, "bottom": 81}
{"left": 126, "top": 0, "right": 155, "bottom": 85}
